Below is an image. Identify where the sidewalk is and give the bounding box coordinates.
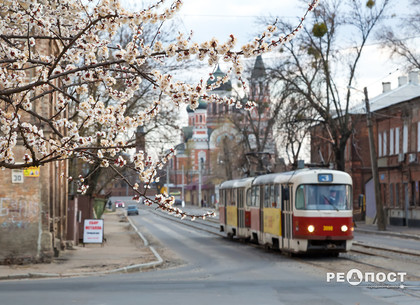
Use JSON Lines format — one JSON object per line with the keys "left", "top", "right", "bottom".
{"left": 0, "top": 211, "right": 162, "bottom": 280}
{"left": 355, "top": 221, "right": 420, "bottom": 240}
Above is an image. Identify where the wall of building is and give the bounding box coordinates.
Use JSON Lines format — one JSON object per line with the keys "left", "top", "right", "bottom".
{"left": 0, "top": 145, "right": 44, "bottom": 263}
{"left": 0, "top": 39, "right": 69, "bottom": 264}
{"left": 376, "top": 99, "right": 420, "bottom": 226}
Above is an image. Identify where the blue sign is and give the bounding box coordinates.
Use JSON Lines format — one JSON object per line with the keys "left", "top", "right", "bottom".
{"left": 318, "top": 174, "right": 333, "bottom": 182}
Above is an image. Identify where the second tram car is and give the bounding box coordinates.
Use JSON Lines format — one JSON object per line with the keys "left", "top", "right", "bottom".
{"left": 219, "top": 169, "right": 353, "bottom": 255}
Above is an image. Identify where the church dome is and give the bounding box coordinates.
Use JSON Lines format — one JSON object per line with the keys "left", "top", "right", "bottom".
{"left": 186, "top": 98, "right": 207, "bottom": 113}
{"left": 206, "top": 65, "right": 232, "bottom": 91}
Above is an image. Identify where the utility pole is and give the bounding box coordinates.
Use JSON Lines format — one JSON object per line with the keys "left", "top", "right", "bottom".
{"left": 198, "top": 160, "right": 202, "bottom": 207}
{"left": 166, "top": 164, "right": 170, "bottom": 196}
{"left": 364, "top": 87, "right": 386, "bottom": 231}
{"left": 181, "top": 165, "right": 185, "bottom": 202}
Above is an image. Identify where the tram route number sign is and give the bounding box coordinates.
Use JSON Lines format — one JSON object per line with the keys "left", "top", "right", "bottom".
{"left": 83, "top": 219, "right": 104, "bottom": 244}
{"left": 11, "top": 169, "right": 24, "bottom": 184}
{"left": 318, "top": 173, "right": 333, "bottom": 182}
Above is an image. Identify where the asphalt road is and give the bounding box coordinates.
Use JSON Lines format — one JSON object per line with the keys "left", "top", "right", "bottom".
{"left": 0, "top": 206, "right": 419, "bottom": 305}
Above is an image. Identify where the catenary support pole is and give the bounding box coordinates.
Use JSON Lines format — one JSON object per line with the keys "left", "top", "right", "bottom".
{"left": 364, "top": 87, "right": 386, "bottom": 231}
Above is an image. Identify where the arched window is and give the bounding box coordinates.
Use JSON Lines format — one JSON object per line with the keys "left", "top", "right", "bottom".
{"left": 198, "top": 151, "right": 206, "bottom": 165}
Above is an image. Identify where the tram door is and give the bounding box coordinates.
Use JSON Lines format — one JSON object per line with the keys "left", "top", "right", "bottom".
{"left": 237, "top": 188, "right": 245, "bottom": 231}
{"left": 221, "top": 189, "right": 227, "bottom": 226}
{"left": 281, "top": 185, "right": 292, "bottom": 249}
{"left": 259, "top": 185, "right": 264, "bottom": 241}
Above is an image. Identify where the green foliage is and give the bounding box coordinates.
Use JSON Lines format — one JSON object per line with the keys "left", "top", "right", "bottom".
{"left": 307, "top": 46, "right": 321, "bottom": 59}
{"left": 312, "top": 22, "right": 328, "bottom": 38}
{"left": 94, "top": 198, "right": 107, "bottom": 219}
{"left": 366, "top": 0, "right": 375, "bottom": 8}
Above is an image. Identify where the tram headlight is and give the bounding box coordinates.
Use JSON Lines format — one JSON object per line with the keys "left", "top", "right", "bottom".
{"left": 341, "top": 225, "right": 348, "bottom": 232}
{"left": 307, "top": 225, "right": 315, "bottom": 233}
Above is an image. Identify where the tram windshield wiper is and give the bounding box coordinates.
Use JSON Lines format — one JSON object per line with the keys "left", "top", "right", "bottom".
{"left": 322, "top": 195, "right": 340, "bottom": 211}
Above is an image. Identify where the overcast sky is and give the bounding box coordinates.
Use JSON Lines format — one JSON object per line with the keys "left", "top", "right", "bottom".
{"left": 176, "top": 0, "right": 416, "bottom": 99}
{"left": 178, "top": 0, "right": 305, "bottom": 46}
{"left": 120, "top": 1, "right": 417, "bottom": 99}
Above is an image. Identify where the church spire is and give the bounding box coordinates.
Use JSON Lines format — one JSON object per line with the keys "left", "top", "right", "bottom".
{"left": 251, "top": 55, "right": 266, "bottom": 80}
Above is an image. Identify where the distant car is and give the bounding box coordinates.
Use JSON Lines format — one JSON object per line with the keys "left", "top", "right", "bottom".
{"left": 115, "top": 201, "right": 125, "bottom": 208}
{"left": 126, "top": 205, "right": 139, "bottom": 216}
{"left": 174, "top": 199, "right": 185, "bottom": 207}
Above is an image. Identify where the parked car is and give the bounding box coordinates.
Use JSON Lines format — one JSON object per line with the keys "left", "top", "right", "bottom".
{"left": 126, "top": 205, "right": 139, "bottom": 216}
{"left": 115, "top": 201, "right": 125, "bottom": 208}
{"left": 174, "top": 199, "right": 185, "bottom": 207}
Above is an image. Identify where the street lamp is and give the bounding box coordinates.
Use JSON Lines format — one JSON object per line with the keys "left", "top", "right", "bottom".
{"left": 198, "top": 158, "right": 203, "bottom": 207}
{"left": 348, "top": 86, "right": 386, "bottom": 231}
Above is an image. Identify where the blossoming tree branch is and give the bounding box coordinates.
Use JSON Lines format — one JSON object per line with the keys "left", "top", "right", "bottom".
{"left": 0, "top": 0, "right": 319, "bottom": 219}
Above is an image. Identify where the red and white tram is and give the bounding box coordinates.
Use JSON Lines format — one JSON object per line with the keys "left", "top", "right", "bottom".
{"left": 219, "top": 169, "right": 354, "bottom": 255}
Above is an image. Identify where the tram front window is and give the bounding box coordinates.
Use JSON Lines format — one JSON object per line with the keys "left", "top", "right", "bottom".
{"left": 295, "top": 184, "right": 351, "bottom": 210}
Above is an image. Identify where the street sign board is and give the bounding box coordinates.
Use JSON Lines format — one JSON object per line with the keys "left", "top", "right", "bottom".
{"left": 83, "top": 219, "right": 104, "bottom": 244}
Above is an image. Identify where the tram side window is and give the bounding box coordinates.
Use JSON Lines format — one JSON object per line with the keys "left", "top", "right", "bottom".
{"left": 238, "top": 188, "right": 243, "bottom": 208}
{"left": 220, "top": 190, "right": 224, "bottom": 207}
{"left": 226, "top": 189, "right": 231, "bottom": 207}
{"left": 246, "top": 188, "right": 252, "bottom": 206}
{"left": 296, "top": 185, "right": 305, "bottom": 209}
{"left": 264, "top": 185, "right": 270, "bottom": 207}
{"left": 270, "top": 185, "right": 278, "bottom": 208}
{"left": 252, "top": 186, "right": 260, "bottom": 207}
{"left": 231, "top": 189, "right": 236, "bottom": 206}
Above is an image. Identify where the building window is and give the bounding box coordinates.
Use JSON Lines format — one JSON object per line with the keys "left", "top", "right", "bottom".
{"left": 198, "top": 151, "right": 206, "bottom": 166}
{"left": 403, "top": 124, "right": 408, "bottom": 154}
{"left": 390, "top": 128, "right": 394, "bottom": 155}
{"left": 381, "top": 184, "right": 387, "bottom": 207}
{"left": 418, "top": 122, "right": 420, "bottom": 152}
{"left": 396, "top": 183, "right": 400, "bottom": 208}
{"left": 395, "top": 127, "right": 400, "bottom": 154}
{"left": 378, "top": 133, "right": 382, "bottom": 157}
{"left": 417, "top": 182, "right": 420, "bottom": 207}
{"left": 389, "top": 183, "right": 394, "bottom": 207}
{"left": 383, "top": 131, "right": 387, "bottom": 156}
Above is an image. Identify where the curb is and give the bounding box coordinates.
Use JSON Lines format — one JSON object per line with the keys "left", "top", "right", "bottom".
{"left": 0, "top": 215, "right": 164, "bottom": 281}
{"left": 355, "top": 228, "right": 420, "bottom": 241}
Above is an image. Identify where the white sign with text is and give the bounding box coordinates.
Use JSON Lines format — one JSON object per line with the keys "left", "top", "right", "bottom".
{"left": 11, "top": 169, "right": 24, "bottom": 184}
{"left": 83, "top": 219, "right": 104, "bottom": 244}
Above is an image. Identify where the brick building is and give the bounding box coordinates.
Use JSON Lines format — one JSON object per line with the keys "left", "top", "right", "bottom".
{"left": 0, "top": 40, "right": 68, "bottom": 263}
{"left": 311, "top": 71, "right": 420, "bottom": 227}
